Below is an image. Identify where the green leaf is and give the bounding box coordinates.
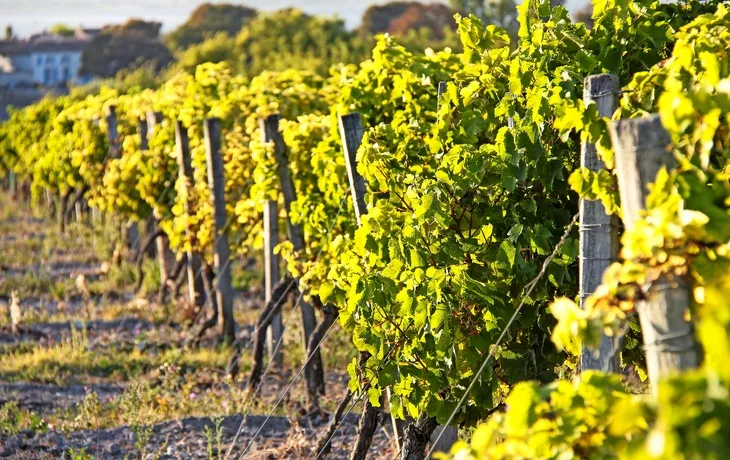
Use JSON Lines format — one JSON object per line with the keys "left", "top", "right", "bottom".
{"left": 498, "top": 241, "right": 517, "bottom": 268}
{"left": 368, "top": 387, "right": 382, "bottom": 408}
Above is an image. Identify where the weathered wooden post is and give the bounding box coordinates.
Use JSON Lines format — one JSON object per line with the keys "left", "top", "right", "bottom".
{"left": 106, "top": 105, "right": 138, "bottom": 250}
{"left": 105, "top": 105, "right": 119, "bottom": 159}
{"left": 174, "top": 120, "right": 206, "bottom": 308}
{"left": 264, "top": 199, "right": 284, "bottom": 368}
{"left": 259, "top": 116, "right": 319, "bottom": 352}
{"left": 137, "top": 118, "right": 156, "bottom": 255}
{"left": 8, "top": 171, "right": 16, "bottom": 198}
{"left": 204, "top": 117, "right": 235, "bottom": 343}
{"left": 580, "top": 74, "right": 620, "bottom": 373}
{"left": 138, "top": 117, "right": 149, "bottom": 151}
{"left": 338, "top": 112, "right": 381, "bottom": 460}
{"left": 145, "top": 111, "right": 175, "bottom": 282}
{"left": 609, "top": 114, "right": 700, "bottom": 393}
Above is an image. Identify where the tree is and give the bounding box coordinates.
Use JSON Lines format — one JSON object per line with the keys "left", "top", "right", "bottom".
{"left": 5, "top": 25, "right": 12, "bottom": 40}
{"left": 388, "top": 3, "right": 458, "bottom": 40}
{"left": 449, "top": 0, "right": 523, "bottom": 42}
{"left": 234, "top": 9, "right": 366, "bottom": 78}
{"left": 80, "top": 19, "right": 172, "bottom": 78}
{"left": 50, "top": 23, "right": 76, "bottom": 37}
{"left": 484, "top": 0, "right": 520, "bottom": 38}
{"left": 166, "top": 3, "right": 257, "bottom": 50}
{"left": 166, "top": 32, "right": 237, "bottom": 76}
{"left": 449, "top": 0, "right": 487, "bottom": 20}
{"left": 104, "top": 19, "right": 163, "bottom": 39}
{"left": 359, "top": 2, "right": 416, "bottom": 36}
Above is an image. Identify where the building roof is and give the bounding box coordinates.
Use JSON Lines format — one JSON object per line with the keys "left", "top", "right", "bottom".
{"left": 0, "top": 40, "right": 31, "bottom": 56}
{"left": 31, "top": 40, "right": 87, "bottom": 53}
{"left": 0, "top": 37, "right": 87, "bottom": 57}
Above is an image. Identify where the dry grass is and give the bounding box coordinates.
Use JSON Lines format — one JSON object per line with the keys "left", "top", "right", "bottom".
{"left": 0, "top": 191, "right": 360, "bottom": 450}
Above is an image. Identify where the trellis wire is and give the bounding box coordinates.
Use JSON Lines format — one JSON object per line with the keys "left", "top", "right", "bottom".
{"left": 313, "top": 340, "right": 402, "bottom": 460}
{"left": 235, "top": 317, "right": 340, "bottom": 460}
{"left": 224, "top": 192, "right": 350, "bottom": 459}
{"left": 426, "top": 212, "right": 579, "bottom": 457}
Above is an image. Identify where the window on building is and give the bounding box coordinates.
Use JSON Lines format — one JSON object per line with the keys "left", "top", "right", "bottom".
{"left": 62, "top": 67, "right": 70, "bottom": 81}
{"left": 44, "top": 68, "right": 52, "bottom": 84}
{"left": 36, "top": 56, "right": 42, "bottom": 65}
{"left": 61, "top": 55, "right": 70, "bottom": 64}
{"left": 46, "top": 56, "right": 53, "bottom": 64}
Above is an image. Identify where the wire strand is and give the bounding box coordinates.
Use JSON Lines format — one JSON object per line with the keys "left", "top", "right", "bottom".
{"left": 224, "top": 193, "right": 350, "bottom": 459}
{"left": 426, "top": 213, "right": 579, "bottom": 457}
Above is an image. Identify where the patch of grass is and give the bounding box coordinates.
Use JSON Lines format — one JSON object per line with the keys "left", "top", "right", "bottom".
{"left": 6, "top": 367, "right": 252, "bottom": 437}
{"left": 96, "top": 299, "right": 169, "bottom": 323}
{"left": 0, "top": 236, "right": 44, "bottom": 268}
{"left": 231, "top": 261, "right": 262, "bottom": 292}
{"left": 0, "top": 401, "right": 50, "bottom": 435}
{"left": 0, "top": 330, "right": 232, "bottom": 385}
{"left": 67, "top": 447, "right": 93, "bottom": 460}
{"left": 139, "top": 258, "right": 162, "bottom": 297}
{"left": 0, "top": 272, "right": 76, "bottom": 300}
{"left": 83, "top": 261, "right": 140, "bottom": 297}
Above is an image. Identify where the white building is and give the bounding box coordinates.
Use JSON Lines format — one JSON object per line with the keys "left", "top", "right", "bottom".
{"left": 0, "top": 33, "right": 89, "bottom": 88}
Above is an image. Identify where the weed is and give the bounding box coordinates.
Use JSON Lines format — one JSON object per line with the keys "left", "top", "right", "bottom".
{"left": 67, "top": 447, "right": 93, "bottom": 460}
{"left": 139, "top": 258, "right": 162, "bottom": 297}
{"left": 204, "top": 416, "right": 225, "bottom": 460}
{"left": 0, "top": 401, "right": 48, "bottom": 435}
{"left": 74, "top": 389, "right": 102, "bottom": 430}
{"left": 120, "top": 380, "right": 154, "bottom": 457}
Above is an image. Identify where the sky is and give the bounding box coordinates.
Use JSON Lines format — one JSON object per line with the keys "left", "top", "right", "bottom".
{"left": 1, "top": 0, "right": 584, "bottom": 38}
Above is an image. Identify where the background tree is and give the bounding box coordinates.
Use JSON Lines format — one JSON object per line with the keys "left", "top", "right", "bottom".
{"left": 483, "top": 0, "right": 519, "bottom": 38}
{"left": 80, "top": 19, "right": 172, "bottom": 78}
{"left": 234, "top": 8, "right": 367, "bottom": 78}
{"left": 166, "top": 32, "right": 237, "bottom": 76}
{"left": 449, "top": 0, "right": 487, "bottom": 19}
{"left": 49, "top": 23, "right": 76, "bottom": 37}
{"left": 166, "top": 3, "right": 257, "bottom": 51}
{"left": 387, "top": 3, "right": 458, "bottom": 40}
{"left": 359, "top": 2, "right": 416, "bottom": 36}
{"left": 5, "top": 25, "right": 13, "bottom": 40}
{"left": 104, "top": 19, "right": 164, "bottom": 39}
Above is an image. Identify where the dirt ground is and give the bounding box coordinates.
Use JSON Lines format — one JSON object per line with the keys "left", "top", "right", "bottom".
{"left": 0, "top": 194, "right": 395, "bottom": 459}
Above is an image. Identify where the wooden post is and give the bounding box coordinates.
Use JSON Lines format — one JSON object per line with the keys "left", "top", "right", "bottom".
{"left": 145, "top": 112, "right": 175, "bottom": 282}
{"left": 138, "top": 117, "right": 149, "bottom": 151}
{"left": 125, "top": 221, "right": 140, "bottom": 252}
{"left": 580, "top": 74, "right": 620, "bottom": 373}
{"left": 609, "top": 114, "right": 700, "bottom": 393}
{"left": 105, "top": 105, "right": 119, "bottom": 159}
{"left": 339, "top": 112, "right": 404, "bottom": 451}
{"left": 106, "top": 105, "right": 137, "bottom": 250}
{"left": 259, "top": 115, "right": 318, "bottom": 346}
{"left": 138, "top": 119, "right": 156, "bottom": 254}
{"left": 8, "top": 171, "right": 15, "bottom": 198}
{"left": 338, "top": 112, "right": 381, "bottom": 460}
{"left": 174, "top": 120, "right": 205, "bottom": 308}
{"left": 264, "top": 199, "right": 284, "bottom": 368}
{"left": 437, "top": 81, "right": 447, "bottom": 100}
{"left": 146, "top": 111, "right": 163, "bottom": 135}
{"left": 338, "top": 113, "right": 367, "bottom": 225}
{"left": 204, "top": 118, "right": 235, "bottom": 343}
